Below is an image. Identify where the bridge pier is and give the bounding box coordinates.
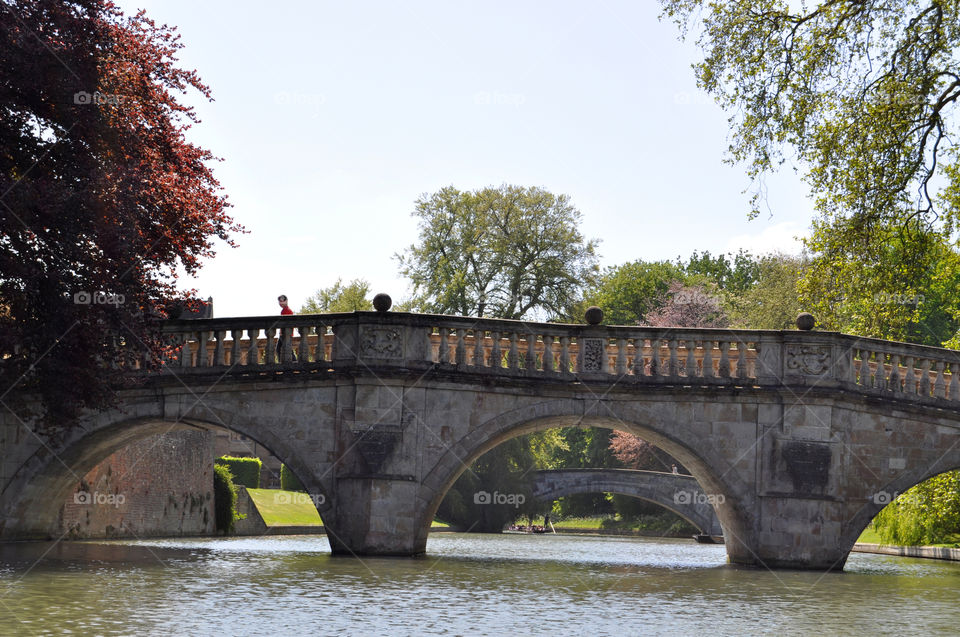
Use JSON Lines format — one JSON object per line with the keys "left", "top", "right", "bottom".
{"left": 325, "top": 477, "right": 425, "bottom": 556}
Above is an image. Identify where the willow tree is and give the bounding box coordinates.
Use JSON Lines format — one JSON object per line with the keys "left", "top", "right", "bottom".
{"left": 396, "top": 185, "right": 599, "bottom": 320}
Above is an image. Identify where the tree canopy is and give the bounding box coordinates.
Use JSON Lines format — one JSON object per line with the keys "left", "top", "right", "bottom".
{"left": 0, "top": 0, "right": 240, "bottom": 427}
{"left": 300, "top": 278, "right": 373, "bottom": 313}
{"left": 660, "top": 0, "right": 960, "bottom": 257}
{"left": 397, "top": 184, "right": 599, "bottom": 320}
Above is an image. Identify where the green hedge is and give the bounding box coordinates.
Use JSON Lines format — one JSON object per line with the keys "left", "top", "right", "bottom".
{"left": 215, "top": 456, "right": 261, "bottom": 489}
{"left": 213, "top": 463, "right": 239, "bottom": 534}
{"left": 280, "top": 464, "right": 305, "bottom": 492}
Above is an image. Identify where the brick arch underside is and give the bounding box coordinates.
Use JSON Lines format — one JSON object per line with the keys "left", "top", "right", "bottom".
{"left": 417, "top": 398, "right": 751, "bottom": 554}
{"left": 0, "top": 415, "right": 326, "bottom": 540}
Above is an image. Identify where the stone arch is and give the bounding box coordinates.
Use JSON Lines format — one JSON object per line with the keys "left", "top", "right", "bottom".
{"left": 0, "top": 414, "right": 330, "bottom": 540}
{"left": 415, "top": 398, "right": 751, "bottom": 559}
{"left": 529, "top": 469, "right": 723, "bottom": 536}
{"left": 839, "top": 462, "right": 960, "bottom": 559}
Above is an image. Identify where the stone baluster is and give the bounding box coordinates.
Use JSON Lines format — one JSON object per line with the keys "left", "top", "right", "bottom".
{"left": 491, "top": 332, "right": 502, "bottom": 369}
{"left": 247, "top": 329, "right": 260, "bottom": 366}
{"left": 919, "top": 358, "right": 931, "bottom": 396}
{"left": 213, "top": 330, "right": 225, "bottom": 366}
{"left": 560, "top": 336, "right": 570, "bottom": 375}
{"left": 857, "top": 349, "right": 870, "bottom": 387}
{"left": 717, "top": 340, "right": 731, "bottom": 379}
{"left": 668, "top": 339, "right": 679, "bottom": 378}
{"left": 508, "top": 332, "right": 519, "bottom": 370}
{"left": 179, "top": 334, "right": 193, "bottom": 368}
{"left": 616, "top": 338, "right": 627, "bottom": 375}
{"left": 633, "top": 338, "right": 646, "bottom": 377}
{"left": 950, "top": 360, "right": 960, "bottom": 401}
{"left": 934, "top": 360, "right": 946, "bottom": 399}
{"left": 904, "top": 356, "right": 917, "bottom": 394}
{"left": 683, "top": 338, "right": 697, "bottom": 378}
{"left": 298, "top": 325, "right": 311, "bottom": 363}
{"left": 736, "top": 341, "right": 748, "bottom": 380}
{"left": 543, "top": 335, "right": 555, "bottom": 372}
{"left": 650, "top": 338, "right": 662, "bottom": 377}
{"left": 314, "top": 325, "right": 327, "bottom": 363}
{"left": 473, "top": 329, "right": 485, "bottom": 367}
{"left": 438, "top": 328, "right": 449, "bottom": 364}
{"left": 523, "top": 333, "right": 536, "bottom": 371}
{"left": 702, "top": 339, "right": 714, "bottom": 379}
{"left": 280, "top": 327, "right": 294, "bottom": 363}
{"left": 229, "top": 330, "right": 241, "bottom": 366}
{"left": 265, "top": 328, "right": 276, "bottom": 365}
{"left": 887, "top": 354, "right": 900, "bottom": 392}
{"left": 197, "top": 331, "right": 210, "bottom": 367}
{"left": 455, "top": 328, "right": 467, "bottom": 367}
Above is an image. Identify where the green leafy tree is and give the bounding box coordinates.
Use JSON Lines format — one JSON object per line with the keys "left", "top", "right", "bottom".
{"left": 728, "top": 253, "right": 805, "bottom": 330}
{"left": 581, "top": 260, "right": 686, "bottom": 325}
{"left": 682, "top": 250, "right": 760, "bottom": 296}
{"left": 660, "top": 0, "right": 960, "bottom": 255}
{"left": 874, "top": 471, "right": 960, "bottom": 545}
{"left": 397, "top": 185, "right": 600, "bottom": 319}
{"left": 300, "top": 278, "right": 373, "bottom": 313}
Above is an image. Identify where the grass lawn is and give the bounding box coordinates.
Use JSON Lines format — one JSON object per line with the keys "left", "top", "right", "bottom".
{"left": 246, "top": 489, "right": 323, "bottom": 526}
{"left": 540, "top": 517, "right": 607, "bottom": 529}
{"left": 857, "top": 526, "right": 882, "bottom": 544}
{"left": 431, "top": 520, "right": 450, "bottom": 528}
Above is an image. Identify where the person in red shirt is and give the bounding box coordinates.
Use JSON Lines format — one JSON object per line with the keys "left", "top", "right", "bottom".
{"left": 276, "top": 294, "right": 294, "bottom": 361}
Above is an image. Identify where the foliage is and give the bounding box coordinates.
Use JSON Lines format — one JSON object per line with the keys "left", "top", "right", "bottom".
{"left": 213, "top": 463, "right": 240, "bottom": 534}
{"left": 300, "top": 278, "right": 373, "bottom": 313}
{"left": 873, "top": 471, "right": 960, "bottom": 545}
{"left": 581, "top": 260, "right": 685, "bottom": 325}
{"left": 643, "top": 281, "right": 729, "bottom": 328}
{"left": 660, "top": 0, "right": 960, "bottom": 255}
{"left": 728, "top": 253, "right": 805, "bottom": 330}
{"left": 215, "top": 456, "right": 261, "bottom": 489}
{"left": 682, "top": 250, "right": 760, "bottom": 296}
{"left": 0, "top": 0, "right": 240, "bottom": 430}
{"left": 280, "top": 464, "right": 306, "bottom": 492}
{"left": 397, "top": 184, "right": 599, "bottom": 319}
{"left": 435, "top": 437, "right": 546, "bottom": 533}
{"left": 799, "top": 222, "right": 960, "bottom": 345}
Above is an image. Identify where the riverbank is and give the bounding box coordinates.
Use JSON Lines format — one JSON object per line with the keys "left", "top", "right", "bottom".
{"left": 851, "top": 543, "right": 960, "bottom": 561}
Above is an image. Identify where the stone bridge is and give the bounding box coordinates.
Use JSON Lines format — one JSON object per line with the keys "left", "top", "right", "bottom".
{"left": 4, "top": 308, "right": 960, "bottom": 570}
{"left": 530, "top": 468, "right": 723, "bottom": 536}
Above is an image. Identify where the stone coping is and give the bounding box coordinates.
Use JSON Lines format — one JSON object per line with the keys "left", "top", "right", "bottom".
{"left": 851, "top": 542, "right": 960, "bottom": 562}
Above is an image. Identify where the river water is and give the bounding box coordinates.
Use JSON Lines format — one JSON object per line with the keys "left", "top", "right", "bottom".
{"left": 0, "top": 533, "right": 957, "bottom": 636}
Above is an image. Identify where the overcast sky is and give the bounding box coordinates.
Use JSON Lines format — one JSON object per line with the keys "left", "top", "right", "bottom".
{"left": 116, "top": 0, "right": 813, "bottom": 317}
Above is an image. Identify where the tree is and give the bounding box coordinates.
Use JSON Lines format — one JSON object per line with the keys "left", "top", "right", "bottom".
{"left": 581, "top": 260, "right": 685, "bottom": 325}
{"left": 682, "top": 250, "right": 759, "bottom": 296}
{"left": 397, "top": 185, "right": 600, "bottom": 319}
{"left": 0, "top": 1, "right": 240, "bottom": 429}
{"left": 660, "top": 1, "right": 960, "bottom": 262}
{"left": 728, "top": 253, "right": 805, "bottom": 330}
{"left": 300, "top": 278, "right": 373, "bottom": 313}
{"left": 643, "top": 281, "right": 729, "bottom": 329}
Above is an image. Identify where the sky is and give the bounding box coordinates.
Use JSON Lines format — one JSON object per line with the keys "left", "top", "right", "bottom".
{"left": 116, "top": 0, "right": 814, "bottom": 318}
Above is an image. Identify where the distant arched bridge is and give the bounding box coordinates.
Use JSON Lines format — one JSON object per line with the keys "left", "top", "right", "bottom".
{"left": 530, "top": 468, "right": 723, "bottom": 536}
{"left": 4, "top": 309, "right": 960, "bottom": 570}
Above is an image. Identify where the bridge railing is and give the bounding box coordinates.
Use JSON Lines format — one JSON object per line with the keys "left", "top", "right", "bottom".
{"left": 153, "top": 312, "right": 960, "bottom": 405}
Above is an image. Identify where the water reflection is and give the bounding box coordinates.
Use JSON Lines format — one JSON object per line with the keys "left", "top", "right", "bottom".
{"left": 0, "top": 534, "right": 957, "bottom": 635}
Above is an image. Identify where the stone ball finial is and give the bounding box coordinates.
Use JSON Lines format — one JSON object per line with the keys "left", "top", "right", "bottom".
{"left": 373, "top": 293, "right": 392, "bottom": 312}
{"left": 585, "top": 306, "right": 604, "bottom": 325}
{"left": 796, "top": 312, "right": 816, "bottom": 331}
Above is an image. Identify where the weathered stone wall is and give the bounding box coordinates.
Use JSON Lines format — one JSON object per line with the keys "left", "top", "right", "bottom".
{"left": 60, "top": 430, "right": 215, "bottom": 539}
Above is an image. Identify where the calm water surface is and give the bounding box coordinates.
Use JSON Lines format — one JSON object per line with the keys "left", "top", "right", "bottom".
{"left": 0, "top": 533, "right": 957, "bottom": 636}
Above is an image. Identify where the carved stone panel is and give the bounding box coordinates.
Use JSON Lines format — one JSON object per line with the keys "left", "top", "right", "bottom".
{"left": 581, "top": 338, "right": 605, "bottom": 372}
{"left": 352, "top": 426, "right": 403, "bottom": 474}
{"left": 359, "top": 327, "right": 403, "bottom": 359}
{"left": 785, "top": 345, "right": 831, "bottom": 376}
{"left": 781, "top": 441, "right": 832, "bottom": 495}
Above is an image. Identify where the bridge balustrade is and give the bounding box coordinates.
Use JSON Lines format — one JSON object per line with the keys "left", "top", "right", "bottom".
{"left": 151, "top": 312, "right": 960, "bottom": 403}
